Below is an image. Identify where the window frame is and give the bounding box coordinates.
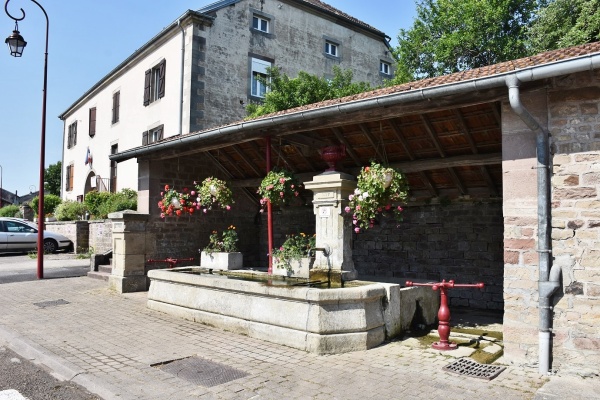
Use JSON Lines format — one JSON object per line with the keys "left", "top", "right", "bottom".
{"left": 142, "top": 124, "right": 164, "bottom": 146}
{"left": 252, "top": 15, "right": 269, "bottom": 33}
{"left": 380, "top": 61, "right": 391, "bottom": 76}
{"left": 249, "top": 57, "right": 272, "bottom": 99}
{"left": 112, "top": 91, "right": 120, "bottom": 124}
{"left": 325, "top": 41, "right": 338, "bottom": 57}
{"left": 144, "top": 59, "right": 166, "bottom": 106}
{"left": 89, "top": 107, "right": 96, "bottom": 137}
{"left": 65, "top": 164, "right": 74, "bottom": 192}
{"left": 67, "top": 121, "right": 77, "bottom": 149}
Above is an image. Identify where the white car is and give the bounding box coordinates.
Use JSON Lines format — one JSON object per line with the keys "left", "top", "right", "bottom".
{"left": 0, "top": 217, "right": 74, "bottom": 254}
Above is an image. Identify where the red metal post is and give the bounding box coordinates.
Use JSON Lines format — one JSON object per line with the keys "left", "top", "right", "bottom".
{"left": 266, "top": 136, "right": 273, "bottom": 274}
{"left": 406, "top": 279, "right": 484, "bottom": 350}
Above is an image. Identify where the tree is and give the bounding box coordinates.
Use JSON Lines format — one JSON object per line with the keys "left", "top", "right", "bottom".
{"left": 391, "top": 0, "right": 540, "bottom": 83}
{"left": 44, "top": 161, "right": 62, "bottom": 196}
{"left": 246, "top": 66, "right": 371, "bottom": 118}
{"left": 528, "top": 0, "right": 600, "bottom": 53}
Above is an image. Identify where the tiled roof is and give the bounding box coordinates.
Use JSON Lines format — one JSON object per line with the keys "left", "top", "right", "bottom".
{"left": 260, "top": 41, "right": 600, "bottom": 118}
{"left": 297, "top": 0, "right": 387, "bottom": 37}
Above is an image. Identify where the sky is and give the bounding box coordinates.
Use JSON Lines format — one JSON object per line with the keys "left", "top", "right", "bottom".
{"left": 0, "top": 0, "right": 417, "bottom": 198}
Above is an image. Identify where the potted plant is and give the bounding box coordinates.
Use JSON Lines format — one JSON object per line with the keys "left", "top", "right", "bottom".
{"left": 345, "top": 161, "right": 409, "bottom": 233}
{"left": 272, "top": 233, "right": 316, "bottom": 278}
{"left": 200, "top": 225, "right": 242, "bottom": 270}
{"left": 257, "top": 169, "right": 301, "bottom": 211}
{"left": 158, "top": 185, "right": 196, "bottom": 218}
{"left": 194, "top": 177, "right": 234, "bottom": 213}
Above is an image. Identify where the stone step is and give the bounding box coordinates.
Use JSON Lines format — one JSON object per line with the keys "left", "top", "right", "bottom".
{"left": 97, "top": 264, "right": 112, "bottom": 274}
{"left": 87, "top": 270, "right": 110, "bottom": 281}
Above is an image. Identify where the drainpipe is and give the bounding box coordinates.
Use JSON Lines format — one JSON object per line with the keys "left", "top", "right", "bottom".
{"left": 506, "top": 75, "right": 561, "bottom": 374}
{"left": 177, "top": 19, "right": 186, "bottom": 136}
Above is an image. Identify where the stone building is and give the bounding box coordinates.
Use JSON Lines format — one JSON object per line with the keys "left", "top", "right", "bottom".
{"left": 57, "top": 0, "right": 393, "bottom": 201}
{"left": 109, "top": 42, "right": 600, "bottom": 374}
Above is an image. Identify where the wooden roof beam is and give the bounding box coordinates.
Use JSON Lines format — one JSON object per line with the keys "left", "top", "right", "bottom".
{"left": 453, "top": 109, "right": 478, "bottom": 154}
{"left": 359, "top": 123, "right": 386, "bottom": 161}
{"left": 420, "top": 114, "right": 446, "bottom": 157}
{"left": 388, "top": 119, "right": 416, "bottom": 160}
{"left": 205, "top": 152, "right": 259, "bottom": 206}
{"left": 232, "top": 144, "right": 262, "bottom": 177}
{"left": 446, "top": 168, "right": 468, "bottom": 195}
{"left": 480, "top": 165, "right": 499, "bottom": 197}
{"left": 331, "top": 127, "right": 362, "bottom": 167}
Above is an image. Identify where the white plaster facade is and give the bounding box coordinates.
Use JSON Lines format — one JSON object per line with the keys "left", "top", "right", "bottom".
{"left": 58, "top": 0, "right": 393, "bottom": 201}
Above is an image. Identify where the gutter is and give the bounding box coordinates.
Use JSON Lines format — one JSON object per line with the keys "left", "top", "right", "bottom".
{"left": 177, "top": 19, "right": 186, "bottom": 136}
{"left": 111, "top": 51, "right": 600, "bottom": 163}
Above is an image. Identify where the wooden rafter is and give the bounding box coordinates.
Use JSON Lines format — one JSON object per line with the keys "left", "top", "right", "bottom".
{"left": 331, "top": 127, "right": 362, "bottom": 166}
{"left": 446, "top": 168, "right": 468, "bottom": 195}
{"left": 388, "top": 119, "right": 416, "bottom": 160}
{"left": 420, "top": 114, "right": 446, "bottom": 157}
{"left": 232, "top": 144, "right": 262, "bottom": 177}
{"left": 453, "top": 109, "right": 478, "bottom": 154}
{"left": 359, "top": 123, "right": 386, "bottom": 161}
{"left": 480, "top": 166, "right": 499, "bottom": 197}
{"left": 419, "top": 171, "right": 438, "bottom": 197}
{"left": 205, "top": 152, "right": 259, "bottom": 206}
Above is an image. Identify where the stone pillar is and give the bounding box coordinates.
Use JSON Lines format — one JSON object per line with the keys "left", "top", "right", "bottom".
{"left": 108, "top": 211, "right": 149, "bottom": 293}
{"left": 304, "top": 172, "right": 357, "bottom": 281}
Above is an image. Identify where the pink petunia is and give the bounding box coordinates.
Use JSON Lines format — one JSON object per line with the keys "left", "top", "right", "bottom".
{"left": 348, "top": 194, "right": 354, "bottom": 201}
{"left": 356, "top": 205, "right": 361, "bottom": 210}
{"left": 385, "top": 204, "right": 391, "bottom": 210}
{"left": 344, "top": 206, "right": 351, "bottom": 213}
{"left": 353, "top": 219, "right": 357, "bottom": 225}
{"left": 160, "top": 213, "right": 165, "bottom": 219}
{"left": 354, "top": 227, "right": 360, "bottom": 233}
{"left": 191, "top": 190, "right": 196, "bottom": 196}
{"left": 279, "top": 178, "right": 285, "bottom": 184}
{"left": 397, "top": 206, "right": 403, "bottom": 211}
{"left": 226, "top": 205, "right": 231, "bottom": 211}
{"left": 280, "top": 192, "right": 284, "bottom": 197}
{"left": 203, "top": 209, "right": 208, "bottom": 214}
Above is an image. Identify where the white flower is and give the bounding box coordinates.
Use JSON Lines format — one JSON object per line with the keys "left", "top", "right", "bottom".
{"left": 354, "top": 188, "right": 361, "bottom": 195}
{"left": 362, "top": 191, "right": 369, "bottom": 199}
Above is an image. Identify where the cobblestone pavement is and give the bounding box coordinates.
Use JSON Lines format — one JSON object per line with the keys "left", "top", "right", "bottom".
{"left": 0, "top": 274, "right": 595, "bottom": 400}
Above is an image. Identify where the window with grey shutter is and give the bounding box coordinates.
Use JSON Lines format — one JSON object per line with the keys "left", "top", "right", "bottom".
{"left": 144, "top": 59, "right": 166, "bottom": 106}
{"left": 89, "top": 107, "right": 96, "bottom": 137}
{"left": 112, "top": 91, "right": 120, "bottom": 124}
{"left": 158, "top": 59, "right": 166, "bottom": 99}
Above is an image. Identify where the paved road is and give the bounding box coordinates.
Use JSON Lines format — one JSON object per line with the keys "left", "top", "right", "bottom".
{"left": 0, "top": 254, "right": 89, "bottom": 284}
{"left": 0, "top": 344, "right": 99, "bottom": 400}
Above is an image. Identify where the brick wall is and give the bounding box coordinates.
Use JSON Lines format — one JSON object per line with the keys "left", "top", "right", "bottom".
{"left": 352, "top": 201, "right": 504, "bottom": 310}
{"left": 45, "top": 221, "right": 88, "bottom": 253}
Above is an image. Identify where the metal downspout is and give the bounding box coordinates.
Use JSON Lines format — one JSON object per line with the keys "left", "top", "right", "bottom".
{"left": 177, "top": 19, "right": 185, "bottom": 136}
{"left": 506, "top": 75, "right": 560, "bottom": 374}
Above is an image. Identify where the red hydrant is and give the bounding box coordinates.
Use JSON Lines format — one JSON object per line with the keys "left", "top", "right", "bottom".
{"left": 146, "top": 257, "right": 195, "bottom": 269}
{"left": 405, "top": 279, "right": 484, "bottom": 350}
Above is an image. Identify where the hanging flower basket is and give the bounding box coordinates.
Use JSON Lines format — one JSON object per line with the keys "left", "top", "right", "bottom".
{"left": 345, "top": 161, "right": 409, "bottom": 233}
{"left": 194, "top": 177, "right": 234, "bottom": 213}
{"left": 158, "top": 185, "right": 196, "bottom": 218}
{"left": 257, "top": 169, "right": 301, "bottom": 211}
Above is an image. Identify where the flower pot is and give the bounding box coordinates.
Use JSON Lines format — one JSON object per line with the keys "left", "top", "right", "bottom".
{"left": 273, "top": 257, "right": 314, "bottom": 278}
{"left": 200, "top": 251, "right": 243, "bottom": 270}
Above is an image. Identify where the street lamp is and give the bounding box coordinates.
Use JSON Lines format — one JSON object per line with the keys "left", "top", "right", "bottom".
{"left": 5, "top": 0, "right": 49, "bottom": 280}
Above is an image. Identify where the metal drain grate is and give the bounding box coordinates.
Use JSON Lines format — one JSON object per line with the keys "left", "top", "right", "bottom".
{"left": 33, "top": 299, "right": 70, "bottom": 308}
{"left": 155, "top": 356, "right": 249, "bottom": 387}
{"left": 443, "top": 358, "right": 506, "bottom": 380}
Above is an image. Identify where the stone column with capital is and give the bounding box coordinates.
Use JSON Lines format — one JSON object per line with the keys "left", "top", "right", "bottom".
{"left": 304, "top": 172, "right": 357, "bottom": 281}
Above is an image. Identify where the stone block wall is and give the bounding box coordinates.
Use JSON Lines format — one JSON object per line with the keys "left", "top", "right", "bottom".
{"left": 352, "top": 201, "right": 504, "bottom": 310}
{"left": 89, "top": 220, "right": 112, "bottom": 254}
{"left": 547, "top": 70, "right": 600, "bottom": 372}
{"left": 502, "top": 70, "right": 600, "bottom": 372}
{"left": 45, "top": 221, "right": 89, "bottom": 254}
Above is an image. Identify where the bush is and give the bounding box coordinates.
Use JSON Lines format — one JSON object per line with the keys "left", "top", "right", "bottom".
{"left": 30, "top": 194, "right": 62, "bottom": 217}
{"left": 54, "top": 200, "right": 88, "bottom": 221}
{"left": 0, "top": 205, "right": 21, "bottom": 218}
{"left": 89, "top": 189, "right": 137, "bottom": 219}
{"left": 84, "top": 191, "right": 112, "bottom": 217}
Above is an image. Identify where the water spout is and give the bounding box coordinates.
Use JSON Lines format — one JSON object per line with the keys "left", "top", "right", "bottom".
{"left": 308, "top": 245, "right": 330, "bottom": 257}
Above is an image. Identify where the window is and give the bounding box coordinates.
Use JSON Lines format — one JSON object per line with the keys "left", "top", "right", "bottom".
{"left": 89, "top": 107, "right": 96, "bottom": 137}
{"left": 252, "top": 15, "right": 269, "bottom": 33}
{"left": 250, "top": 58, "right": 271, "bottom": 98}
{"left": 144, "top": 59, "right": 166, "bottom": 106}
{"left": 110, "top": 144, "right": 118, "bottom": 193}
{"left": 380, "top": 61, "right": 391, "bottom": 75}
{"left": 65, "top": 164, "right": 74, "bottom": 192}
{"left": 112, "top": 91, "right": 120, "bottom": 124}
{"left": 67, "top": 121, "right": 77, "bottom": 149}
{"left": 142, "top": 124, "right": 164, "bottom": 146}
{"left": 325, "top": 41, "right": 338, "bottom": 57}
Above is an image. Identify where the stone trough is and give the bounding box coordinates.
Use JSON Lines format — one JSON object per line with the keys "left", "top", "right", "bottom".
{"left": 147, "top": 267, "right": 439, "bottom": 354}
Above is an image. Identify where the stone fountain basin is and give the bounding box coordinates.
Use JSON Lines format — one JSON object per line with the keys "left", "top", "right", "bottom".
{"left": 147, "top": 267, "right": 438, "bottom": 354}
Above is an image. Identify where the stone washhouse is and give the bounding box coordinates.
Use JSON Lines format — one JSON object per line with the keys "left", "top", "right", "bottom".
{"left": 107, "top": 42, "right": 600, "bottom": 374}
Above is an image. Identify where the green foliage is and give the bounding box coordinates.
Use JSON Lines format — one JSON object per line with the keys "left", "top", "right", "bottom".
{"left": 96, "top": 190, "right": 137, "bottom": 219}
{"left": 391, "top": 0, "right": 539, "bottom": 82}
{"left": 257, "top": 169, "right": 301, "bottom": 209}
{"left": 203, "top": 225, "right": 239, "bottom": 254}
{"left": 246, "top": 66, "right": 371, "bottom": 118}
{"left": 84, "top": 189, "right": 137, "bottom": 219}
{"left": 346, "top": 162, "right": 409, "bottom": 233}
{"left": 528, "top": 0, "right": 600, "bottom": 53}
{"left": 54, "top": 200, "right": 88, "bottom": 221}
{"left": 44, "top": 161, "right": 62, "bottom": 196}
{"left": 0, "top": 205, "right": 21, "bottom": 218}
{"left": 272, "top": 233, "right": 316, "bottom": 267}
{"left": 30, "top": 194, "right": 62, "bottom": 217}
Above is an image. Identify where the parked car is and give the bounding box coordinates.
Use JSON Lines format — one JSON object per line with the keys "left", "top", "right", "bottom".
{"left": 0, "top": 217, "right": 73, "bottom": 254}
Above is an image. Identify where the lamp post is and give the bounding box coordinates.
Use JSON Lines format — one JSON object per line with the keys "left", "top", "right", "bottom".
{"left": 5, "top": 0, "right": 49, "bottom": 280}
